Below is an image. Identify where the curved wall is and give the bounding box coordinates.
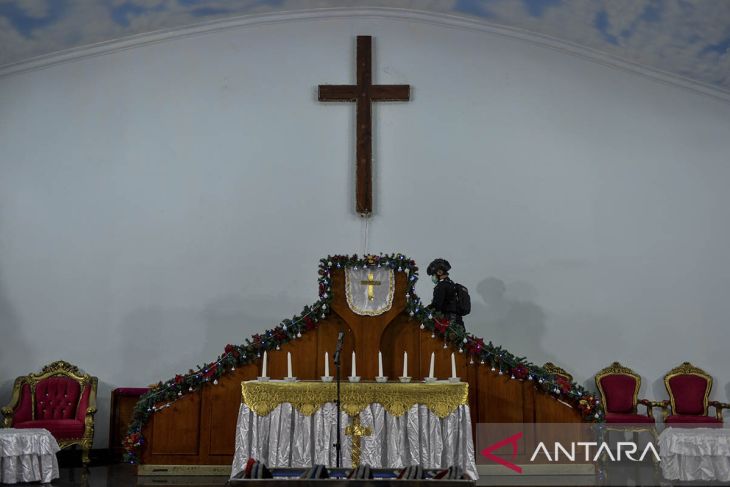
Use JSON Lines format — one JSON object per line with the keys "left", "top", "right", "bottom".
{"left": 1, "top": 10, "right": 730, "bottom": 446}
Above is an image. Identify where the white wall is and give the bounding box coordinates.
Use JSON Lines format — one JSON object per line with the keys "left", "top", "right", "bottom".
{"left": 2, "top": 11, "right": 730, "bottom": 447}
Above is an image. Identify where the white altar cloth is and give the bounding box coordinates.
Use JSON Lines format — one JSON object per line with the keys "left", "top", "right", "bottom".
{"left": 0, "top": 428, "right": 60, "bottom": 484}
{"left": 659, "top": 427, "right": 730, "bottom": 481}
{"left": 231, "top": 402, "right": 477, "bottom": 479}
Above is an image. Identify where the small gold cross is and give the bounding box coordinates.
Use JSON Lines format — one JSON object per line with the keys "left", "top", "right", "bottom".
{"left": 360, "top": 272, "right": 381, "bottom": 301}
{"left": 345, "top": 415, "right": 372, "bottom": 467}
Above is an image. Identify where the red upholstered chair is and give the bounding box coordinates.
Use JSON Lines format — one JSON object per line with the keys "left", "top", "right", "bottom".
{"left": 661, "top": 362, "right": 728, "bottom": 427}
{"left": 2, "top": 361, "right": 98, "bottom": 465}
{"left": 595, "top": 362, "right": 656, "bottom": 426}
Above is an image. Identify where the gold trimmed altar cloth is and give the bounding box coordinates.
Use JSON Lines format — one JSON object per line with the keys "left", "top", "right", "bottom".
{"left": 241, "top": 381, "right": 468, "bottom": 419}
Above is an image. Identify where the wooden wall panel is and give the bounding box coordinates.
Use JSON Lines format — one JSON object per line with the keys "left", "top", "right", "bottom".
{"left": 147, "top": 392, "right": 201, "bottom": 457}
{"left": 379, "top": 314, "right": 420, "bottom": 378}
{"left": 204, "top": 364, "right": 258, "bottom": 458}
{"left": 266, "top": 331, "right": 318, "bottom": 380}
{"left": 139, "top": 265, "right": 585, "bottom": 467}
{"left": 418, "top": 332, "right": 469, "bottom": 380}
{"left": 316, "top": 315, "right": 355, "bottom": 378}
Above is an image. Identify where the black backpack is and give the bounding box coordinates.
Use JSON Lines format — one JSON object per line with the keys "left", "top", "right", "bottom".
{"left": 453, "top": 282, "right": 471, "bottom": 316}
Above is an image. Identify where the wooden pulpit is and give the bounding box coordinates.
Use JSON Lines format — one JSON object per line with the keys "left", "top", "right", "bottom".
{"left": 138, "top": 264, "right": 583, "bottom": 470}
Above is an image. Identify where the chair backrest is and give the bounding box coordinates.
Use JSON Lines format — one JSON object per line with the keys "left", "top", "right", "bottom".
{"left": 543, "top": 362, "right": 573, "bottom": 383}
{"left": 35, "top": 377, "right": 81, "bottom": 420}
{"left": 664, "top": 362, "right": 712, "bottom": 416}
{"left": 595, "top": 362, "right": 641, "bottom": 414}
{"left": 11, "top": 361, "right": 95, "bottom": 423}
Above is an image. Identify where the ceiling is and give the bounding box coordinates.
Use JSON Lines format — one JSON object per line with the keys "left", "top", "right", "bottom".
{"left": 1, "top": 0, "right": 729, "bottom": 93}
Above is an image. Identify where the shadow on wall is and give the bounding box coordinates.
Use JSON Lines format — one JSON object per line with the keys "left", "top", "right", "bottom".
{"left": 115, "top": 306, "right": 206, "bottom": 384}
{"left": 468, "top": 277, "right": 558, "bottom": 369}
{"left": 202, "top": 293, "right": 309, "bottom": 358}
{"left": 0, "top": 265, "right": 29, "bottom": 380}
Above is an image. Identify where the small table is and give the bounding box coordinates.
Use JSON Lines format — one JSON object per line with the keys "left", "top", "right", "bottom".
{"left": 0, "top": 428, "right": 60, "bottom": 484}
{"left": 231, "top": 381, "right": 477, "bottom": 479}
{"left": 659, "top": 427, "right": 730, "bottom": 482}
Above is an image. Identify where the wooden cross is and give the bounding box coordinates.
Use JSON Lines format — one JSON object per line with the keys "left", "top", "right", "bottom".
{"left": 360, "top": 271, "right": 381, "bottom": 302}
{"left": 345, "top": 415, "right": 372, "bottom": 467}
{"left": 319, "top": 36, "right": 410, "bottom": 215}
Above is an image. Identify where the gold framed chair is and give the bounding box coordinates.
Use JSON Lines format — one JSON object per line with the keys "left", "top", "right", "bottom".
{"left": 2, "top": 360, "right": 97, "bottom": 465}
{"left": 595, "top": 362, "right": 657, "bottom": 426}
{"left": 660, "top": 362, "right": 728, "bottom": 426}
{"left": 543, "top": 362, "right": 573, "bottom": 382}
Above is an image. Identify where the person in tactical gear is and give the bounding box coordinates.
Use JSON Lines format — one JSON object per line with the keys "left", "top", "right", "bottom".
{"left": 426, "top": 258, "right": 466, "bottom": 332}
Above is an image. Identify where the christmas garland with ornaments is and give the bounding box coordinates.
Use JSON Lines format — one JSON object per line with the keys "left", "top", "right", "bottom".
{"left": 122, "top": 253, "right": 604, "bottom": 463}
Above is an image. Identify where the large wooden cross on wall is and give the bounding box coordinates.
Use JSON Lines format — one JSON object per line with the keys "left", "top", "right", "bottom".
{"left": 319, "top": 36, "right": 411, "bottom": 216}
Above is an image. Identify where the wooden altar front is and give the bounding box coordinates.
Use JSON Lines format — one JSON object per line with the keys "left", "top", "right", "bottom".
{"left": 138, "top": 268, "right": 582, "bottom": 468}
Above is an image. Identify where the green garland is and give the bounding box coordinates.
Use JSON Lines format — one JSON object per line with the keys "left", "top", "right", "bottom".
{"left": 123, "top": 253, "right": 603, "bottom": 463}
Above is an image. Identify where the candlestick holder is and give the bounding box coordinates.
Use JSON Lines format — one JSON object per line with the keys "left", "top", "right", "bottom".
{"left": 348, "top": 376, "right": 361, "bottom": 383}
{"left": 257, "top": 376, "right": 270, "bottom": 382}
{"left": 448, "top": 377, "right": 461, "bottom": 383}
{"left": 398, "top": 376, "right": 411, "bottom": 383}
{"left": 284, "top": 377, "right": 298, "bottom": 382}
{"left": 321, "top": 376, "right": 334, "bottom": 382}
{"left": 423, "top": 377, "right": 437, "bottom": 383}
{"left": 375, "top": 376, "right": 388, "bottom": 383}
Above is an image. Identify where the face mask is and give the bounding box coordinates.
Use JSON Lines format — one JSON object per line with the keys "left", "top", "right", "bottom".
{"left": 431, "top": 275, "right": 439, "bottom": 284}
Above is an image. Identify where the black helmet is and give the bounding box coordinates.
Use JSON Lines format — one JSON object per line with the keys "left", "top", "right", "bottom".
{"left": 427, "top": 258, "right": 451, "bottom": 276}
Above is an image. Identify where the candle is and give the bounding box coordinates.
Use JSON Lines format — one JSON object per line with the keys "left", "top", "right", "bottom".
{"left": 451, "top": 353, "right": 457, "bottom": 378}
{"left": 378, "top": 351, "right": 384, "bottom": 377}
{"left": 429, "top": 352, "right": 435, "bottom": 379}
{"left": 262, "top": 351, "right": 268, "bottom": 377}
{"left": 325, "top": 352, "right": 330, "bottom": 377}
{"left": 403, "top": 351, "right": 408, "bottom": 377}
{"left": 287, "top": 352, "right": 293, "bottom": 378}
{"left": 352, "top": 351, "right": 357, "bottom": 377}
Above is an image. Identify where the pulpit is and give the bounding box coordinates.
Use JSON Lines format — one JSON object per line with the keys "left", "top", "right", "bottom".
{"left": 134, "top": 255, "right": 586, "bottom": 472}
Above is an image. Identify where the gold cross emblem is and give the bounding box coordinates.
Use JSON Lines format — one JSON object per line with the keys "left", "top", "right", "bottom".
{"left": 345, "top": 415, "right": 372, "bottom": 467}
{"left": 360, "top": 272, "right": 381, "bottom": 301}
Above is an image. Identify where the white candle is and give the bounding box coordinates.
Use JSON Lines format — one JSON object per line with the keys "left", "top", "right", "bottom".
{"left": 352, "top": 351, "right": 357, "bottom": 377}
{"left": 262, "top": 351, "right": 268, "bottom": 377}
{"left": 287, "top": 352, "right": 293, "bottom": 378}
{"left": 451, "top": 353, "right": 457, "bottom": 378}
{"left": 325, "top": 352, "right": 330, "bottom": 377}
{"left": 429, "top": 352, "right": 435, "bottom": 379}
{"left": 403, "top": 351, "right": 408, "bottom": 377}
{"left": 378, "top": 351, "right": 384, "bottom": 377}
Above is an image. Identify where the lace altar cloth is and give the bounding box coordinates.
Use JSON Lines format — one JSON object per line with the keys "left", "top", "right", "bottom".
{"left": 0, "top": 428, "right": 60, "bottom": 484}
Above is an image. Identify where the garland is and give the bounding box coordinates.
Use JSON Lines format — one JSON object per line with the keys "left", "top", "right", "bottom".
{"left": 123, "top": 253, "right": 603, "bottom": 463}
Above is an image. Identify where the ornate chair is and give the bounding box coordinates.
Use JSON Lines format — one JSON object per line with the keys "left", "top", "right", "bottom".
{"left": 595, "top": 362, "right": 656, "bottom": 425}
{"left": 660, "top": 362, "right": 729, "bottom": 426}
{"left": 543, "top": 362, "right": 573, "bottom": 382}
{"left": 2, "top": 361, "right": 97, "bottom": 465}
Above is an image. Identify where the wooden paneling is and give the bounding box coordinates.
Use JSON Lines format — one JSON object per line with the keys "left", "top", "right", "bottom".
{"left": 266, "top": 331, "right": 318, "bottom": 380}
{"left": 379, "top": 314, "right": 420, "bottom": 378}
{"left": 204, "top": 365, "right": 258, "bottom": 458}
{"left": 109, "top": 389, "right": 147, "bottom": 461}
{"left": 148, "top": 392, "right": 201, "bottom": 457}
{"left": 139, "top": 265, "right": 585, "bottom": 466}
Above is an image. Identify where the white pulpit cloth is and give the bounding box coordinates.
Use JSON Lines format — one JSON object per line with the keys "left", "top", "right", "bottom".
{"left": 659, "top": 427, "right": 730, "bottom": 481}
{"left": 0, "top": 428, "right": 60, "bottom": 484}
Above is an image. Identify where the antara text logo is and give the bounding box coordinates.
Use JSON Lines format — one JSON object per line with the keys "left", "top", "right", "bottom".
{"left": 480, "top": 431, "right": 660, "bottom": 473}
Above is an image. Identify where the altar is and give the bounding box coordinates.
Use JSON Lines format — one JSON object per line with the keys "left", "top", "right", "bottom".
{"left": 231, "top": 380, "right": 477, "bottom": 480}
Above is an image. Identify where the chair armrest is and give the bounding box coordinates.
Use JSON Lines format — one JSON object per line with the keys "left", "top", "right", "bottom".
{"left": 1, "top": 406, "right": 14, "bottom": 427}
{"left": 709, "top": 401, "right": 730, "bottom": 421}
{"left": 637, "top": 399, "right": 668, "bottom": 419}
{"left": 86, "top": 407, "right": 97, "bottom": 416}
{"left": 2, "top": 378, "right": 27, "bottom": 427}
